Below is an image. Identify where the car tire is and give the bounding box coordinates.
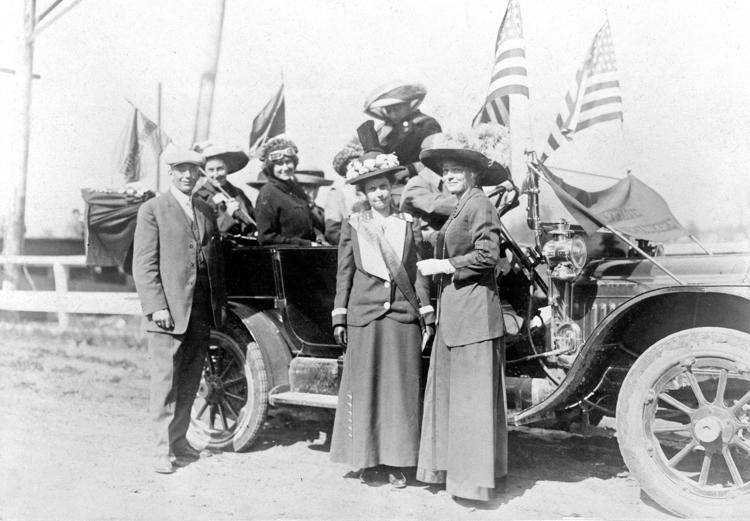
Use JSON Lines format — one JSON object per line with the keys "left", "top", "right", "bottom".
{"left": 188, "top": 316, "right": 269, "bottom": 452}
{"left": 616, "top": 327, "right": 750, "bottom": 518}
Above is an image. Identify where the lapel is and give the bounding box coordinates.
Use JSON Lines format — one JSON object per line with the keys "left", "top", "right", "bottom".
{"left": 446, "top": 188, "right": 479, "bottom": 226}
{"left": 164, "top": 191, "right": 193, "bottom": 238}
{"left": 193, "top": 201, "right": 207, "bottom": 244}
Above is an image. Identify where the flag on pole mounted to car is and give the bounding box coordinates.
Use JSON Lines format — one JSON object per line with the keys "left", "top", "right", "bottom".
{"left": 472, "top": 0, "right": 529, "bottom": 127}
{"left": 540, "top": 20, "right": 623, "bottom": 162}
{"left": 537, "top": 161, "right": 687, "bottom": 242}
{"left": 112, "top": 105, "right": 172, "bottom": 188}
{"left": 248, "top": 83, "right": 286, "bottom": 157}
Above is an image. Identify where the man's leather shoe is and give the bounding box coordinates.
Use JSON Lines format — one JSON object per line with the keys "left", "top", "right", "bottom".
{"left": 388, "top": 471, "right": 407, "bottom": 489}
{"left": 173, "top": 444, "right": 211, "bottom": 465}
{"left": 153, "top": 456, "right": 175, "bottom": 474}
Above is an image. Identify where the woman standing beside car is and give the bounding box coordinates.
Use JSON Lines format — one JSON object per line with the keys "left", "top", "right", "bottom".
{"left": 329, "top": 148, "right": 435, "bottom": 489}
{"left": 415, "top": 126, "right": 511, "bottom": 502}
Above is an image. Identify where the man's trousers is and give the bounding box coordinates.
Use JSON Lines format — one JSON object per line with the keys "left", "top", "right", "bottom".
{"left": 148, "top": 270, "right": 212, "bottom": 457}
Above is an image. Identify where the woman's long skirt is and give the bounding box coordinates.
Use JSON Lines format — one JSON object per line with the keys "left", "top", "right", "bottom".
{"left": 329, "top": 316, "right": 422, "bottom": 469}
{"left": 416, "top": 329, "right": 507, "bottom": 501}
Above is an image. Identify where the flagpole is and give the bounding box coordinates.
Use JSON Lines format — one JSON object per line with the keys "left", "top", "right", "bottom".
{"left": 192, "top": 0, "right": 226, "bottom": 144}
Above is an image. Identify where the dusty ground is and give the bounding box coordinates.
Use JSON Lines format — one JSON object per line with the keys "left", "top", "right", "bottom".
{"left": 0, "top": 318, "right": 672, "bottom": 520}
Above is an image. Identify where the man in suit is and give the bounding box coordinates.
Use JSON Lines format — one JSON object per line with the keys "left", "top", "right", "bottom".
{"left": 133, "top": 149, "right": 226, "bottom": 474}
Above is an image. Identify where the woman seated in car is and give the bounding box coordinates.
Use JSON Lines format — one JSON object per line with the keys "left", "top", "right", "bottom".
{"left": 255, "top": 137, "right": 321, "bottom": 246}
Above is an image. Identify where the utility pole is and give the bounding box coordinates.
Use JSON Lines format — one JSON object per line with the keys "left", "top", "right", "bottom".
{"left": 3, "top": 0, "right": 83, "bottom": 290}
{"left": 3, "top": 0, "right": 36, "bottom": 290}
{"left": 192, "top": 0, "right": 226, "bottom": 144}
{"left": 156, "top": 81, "right": 163, "bottom": 191}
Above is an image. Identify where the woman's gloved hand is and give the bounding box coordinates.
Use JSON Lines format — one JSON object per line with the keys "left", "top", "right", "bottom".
{"left": 417, "top": 258, "right": 456, "bottom": 276}
{"left": 421, "top": 324, "right": 435, "bottom": 351}
{"left": 333, "top": 325, "right": 348, "bottom": 350}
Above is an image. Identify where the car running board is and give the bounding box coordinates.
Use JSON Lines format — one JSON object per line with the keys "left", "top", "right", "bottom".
{"left": 269, "top": 391, "right": 338, "bottom": 409}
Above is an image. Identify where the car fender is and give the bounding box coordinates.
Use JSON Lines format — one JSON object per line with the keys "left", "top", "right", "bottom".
{"left": 227, "top": 302, "right": 293, "bottom": 392}
{"left": 513, "top": 285, "right": 750, "bottom": 426}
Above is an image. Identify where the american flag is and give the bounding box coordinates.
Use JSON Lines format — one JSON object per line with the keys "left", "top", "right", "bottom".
{"left": 540, "top": 20, "right": 623, "bottom": 161}
{"left": 472, "top": 0, "right": 529, "bottom": 127}
{"left": 249, "top": 83, "right": 286, "bottom": 157}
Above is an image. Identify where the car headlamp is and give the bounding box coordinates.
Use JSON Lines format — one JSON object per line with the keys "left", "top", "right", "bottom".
{"left": 541, "top": 220, "right": 588, "bottom": 280}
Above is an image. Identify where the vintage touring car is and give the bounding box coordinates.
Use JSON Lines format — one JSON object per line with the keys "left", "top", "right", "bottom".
{"left": 99, "top": 159, "right": 750, "bottom": 518}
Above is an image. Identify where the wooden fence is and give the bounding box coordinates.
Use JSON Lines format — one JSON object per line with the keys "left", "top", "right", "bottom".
{"left": 0, "top": 255, "right": 141, "bottom": 329}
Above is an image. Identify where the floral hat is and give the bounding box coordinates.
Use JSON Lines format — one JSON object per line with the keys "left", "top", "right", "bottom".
{"left": 332, "top": 144, "right": 364, "bottom": 177}
{"left": 344, "top": 152, "right": 404, "bottom": 186}
{"left": 419, "top": 124, "right": 512, "bottom": 186}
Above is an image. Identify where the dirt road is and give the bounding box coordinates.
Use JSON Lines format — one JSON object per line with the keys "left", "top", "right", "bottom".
{"left": 0, "top": 320, "right": 671, "bottom": 520}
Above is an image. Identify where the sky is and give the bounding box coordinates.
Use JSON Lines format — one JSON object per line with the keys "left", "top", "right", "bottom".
{"left": 1, "top": 0, "right": 749, "bottom": 239}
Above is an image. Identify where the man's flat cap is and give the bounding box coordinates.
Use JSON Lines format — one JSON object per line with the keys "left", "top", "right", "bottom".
{"left": 163, "top": 149, "right": 205, "bottom": 167}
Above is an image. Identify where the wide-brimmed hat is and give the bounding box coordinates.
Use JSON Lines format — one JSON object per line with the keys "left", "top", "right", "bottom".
{"left": 419, "top": 124, "right": 511, "bottom": 186}
{"left": 332, "top": 144, "right": 364, "bottom": 177}
{"left": 196, "top": 144, "right": 249, "bottom": 174}
{"left": 363, "top": 81, "right": 427, "bottom": 120}
{"left": 295, "top": 168, "right": 334, "bottom": 186}
{"left": 163, "top": 148, "right": 205, "bottom": 168}
{"left": 246, "top": 172, "right": 269, "bottom": 189}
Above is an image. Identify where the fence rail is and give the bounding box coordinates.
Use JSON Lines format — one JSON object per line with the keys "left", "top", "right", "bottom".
{"left": 0, "top": 255, "right": 141, "bottom": 329}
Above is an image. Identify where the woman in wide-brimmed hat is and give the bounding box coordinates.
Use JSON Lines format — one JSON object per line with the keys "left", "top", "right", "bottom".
{"left": 254, "top": 137, "right": 319, "bottom": 246}
{"left": 415, "top": 124, "right": 511, "bottom": 502}
{"left": 360, "top": 81, "right": 442, "bottom": 179}
{"left": 193, "top": 144, "right": 256, "bottom": 235}
{"left": 294, "top": 168, "right": 333, "bottom": 244}
{"left": 322, "top": 144, "right": 367, "bottom": 245}
{"left": 329, "top": 150, "right": 435, "bottom": 489}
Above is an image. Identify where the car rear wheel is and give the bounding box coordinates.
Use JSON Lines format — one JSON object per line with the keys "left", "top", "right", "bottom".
{"left": 616, "top": 327, "right": 750, "bottom": 518}
{"left": 188, "top": 318, "right": 268, "bottom": 452}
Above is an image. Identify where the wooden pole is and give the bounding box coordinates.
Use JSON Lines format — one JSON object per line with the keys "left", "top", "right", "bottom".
{"left": 192, "top": 0, "right": 226, "bottom": 144}
{"left": 3, "top": 0, "right": 36, "bottom": 291}
{"left": 156, "top": 81, "right": 163, "bottom": 191}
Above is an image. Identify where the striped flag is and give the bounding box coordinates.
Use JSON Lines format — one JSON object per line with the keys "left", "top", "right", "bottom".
{"left": 540, "top": 20, "right": 623, "bottom": 162}
{"left": 472, "top": 0, "right": 529, "bottom": 127}
{"left": 248, "top": 83, "right": 285, "bottom": 157}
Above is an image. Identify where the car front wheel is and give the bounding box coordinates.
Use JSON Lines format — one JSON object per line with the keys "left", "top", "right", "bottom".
{"left": 616, "top": 327, "right": 750, "bottom": 518}
{"left": 188, "top": 318, "right": 268, "bottom": 452}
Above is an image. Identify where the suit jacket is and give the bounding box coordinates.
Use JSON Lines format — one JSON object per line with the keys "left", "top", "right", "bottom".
{"left": 133, "top": 191, "right": 226, "bottom": 334}
{"left": 437, "top": 187, "right": 503, "bottom": 347}
{"left": 333, "top": 210, "right": 434, "bottom": 328}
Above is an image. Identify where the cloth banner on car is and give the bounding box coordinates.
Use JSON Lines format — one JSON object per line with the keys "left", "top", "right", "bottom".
{"left": 537, "top": 162, "right": 688, "bottom": 241}
{"left": 82, "top": 189, "right": 155, "bottom": 272}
